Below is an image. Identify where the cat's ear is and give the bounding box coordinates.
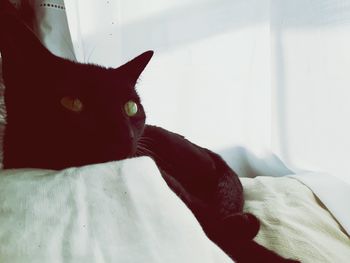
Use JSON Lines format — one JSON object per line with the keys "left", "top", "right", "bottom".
{"left": 117, "top": 51, "right": 154, "bottom": 82}
{"left": 0, "top": 2, "right": 54, "bottom": 65}
{"left": 0, "top": 0, "right": 18, "bottom": 17}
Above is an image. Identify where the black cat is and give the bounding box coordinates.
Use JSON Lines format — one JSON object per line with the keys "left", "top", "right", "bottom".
{"left": 0, "top": 1, "right": 299, "bottom": 262}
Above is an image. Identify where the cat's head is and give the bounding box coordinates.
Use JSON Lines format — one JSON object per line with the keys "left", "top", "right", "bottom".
{"left": 0, "top": 4, "right": 153, "bottom": 169}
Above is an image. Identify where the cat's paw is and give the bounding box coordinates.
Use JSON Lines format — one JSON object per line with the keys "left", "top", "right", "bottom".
{"left": 215, "top": 213, "right": 260, "bottom": 243}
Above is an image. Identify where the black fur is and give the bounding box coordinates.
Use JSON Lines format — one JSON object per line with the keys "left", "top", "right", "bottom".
{"left": 140, "top": 126, "right": 299, "bottom": 263}
{"left": 0, "top": 1, "right": 300, "bottom": 262}
{"left": 0, "top": 0, "right": 151, "bottom": 169}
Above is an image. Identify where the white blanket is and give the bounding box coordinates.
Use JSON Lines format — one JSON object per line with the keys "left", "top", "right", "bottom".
{"left": 220, "top": 146, "right": 350, "bottom": 236}
{"left": 0, "top": 157, "right": 232, "bottom": 263}
{"left": 242, "top": 176, "right": 350, "bottom": 263}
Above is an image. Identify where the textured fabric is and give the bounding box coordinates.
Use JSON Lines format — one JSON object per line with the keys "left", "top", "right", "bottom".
{"left": 29, "top": 0, "right": 75, "bottom": 59}
{"left": 0, "top": 157, "right": 232, "bottom": 263}
{"left": 221, "top": 146, "right": 350, "bottom": 238}
{"left": 242, "top": 176, "right": 350, "bottom": 263}
{"left": 291, "top": 172, "right": 350, "bottom": 236}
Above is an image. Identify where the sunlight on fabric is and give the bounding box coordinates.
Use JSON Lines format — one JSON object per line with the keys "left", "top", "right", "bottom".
{"left": 271, "top": 27, "right": 350, "bottom": 184}
{"left": 63, "top": 0, "right": 350, "bottom": 183}
{"left": 119, "top": 0, "right": 205, "bottom": 25}
{"left": 139, "top": 25, "right": 271, "bottom": 152}
{"left": 64, "top": 0, "right": 121, "bottom": 64}
{"left": 64, "top": 0, "right": 271, "bottom": 151}
{"left": 270, "top": 0, "right": 350, "bottom": 183}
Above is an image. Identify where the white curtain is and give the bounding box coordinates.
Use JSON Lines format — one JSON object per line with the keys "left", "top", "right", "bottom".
{"left": 63, "top": 0, "right": 350, "bottom": 184}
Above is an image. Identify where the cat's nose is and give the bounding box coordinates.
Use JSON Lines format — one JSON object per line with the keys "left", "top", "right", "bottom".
{"left": 128, "top": 129, "right": 135, "bottom": 140}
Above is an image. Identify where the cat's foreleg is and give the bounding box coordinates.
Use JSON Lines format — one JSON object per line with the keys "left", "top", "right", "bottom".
{"left": 139, "top": 125, "right": 244, "bottom": 222}
{"left": 139, "top": 125, "right": 300, "bottom": 263}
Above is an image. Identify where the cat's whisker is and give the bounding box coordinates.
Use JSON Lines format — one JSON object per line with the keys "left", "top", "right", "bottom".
{"left": 136, "top": 146, "right": 152, "bottom": 156}
{"left": 136, "top": 146, "right": 157, "bottom": 158}
{"left": 86, "top": 42, "right": 100, "bottom": 62}
{"left": 133, "top": 150, "right": 142, "bottom": 157}
{"left": 136, "top": 145, "right": 172, "bottom": 169}
{"left": 136, "top": 138, "right": 155, "bottom": 149}
{"left": 136, "top": 144, "right": 148, "bottom": 153}
{"left": 136, "top": 140, "right": 149, "bottom": 147}
{"left": 138, "top": 136, "right": 156, "bottom": 146}
{"left": 137, "top": 139, "right": 165, "bottom": 161}
{"left": 137, "top": 138, "right": 148, "bottom": 145}
{"left": 140, "top": 135, "right": 155, "bottom": 142}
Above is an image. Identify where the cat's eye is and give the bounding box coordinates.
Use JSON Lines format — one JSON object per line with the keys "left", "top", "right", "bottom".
{"left": 124, "top": 100, "right": 138, "bottom": 117}
{"left": 61, "top": 96, "right": 83, "bottom": 113}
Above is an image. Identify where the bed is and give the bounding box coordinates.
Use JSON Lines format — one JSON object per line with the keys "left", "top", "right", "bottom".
{"left": 0, "top": 1, "right": 349, "bottom": 262}
{"left": 0, "top": 154, "right": 349, "bottom": 263}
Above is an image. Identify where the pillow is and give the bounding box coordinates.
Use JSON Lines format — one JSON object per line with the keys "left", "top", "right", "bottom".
{"left": 0, "top": 0, "right": 75, "bottom": 167}
{"left": 241, "top": 176, "right": 350, "bottom": 263}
